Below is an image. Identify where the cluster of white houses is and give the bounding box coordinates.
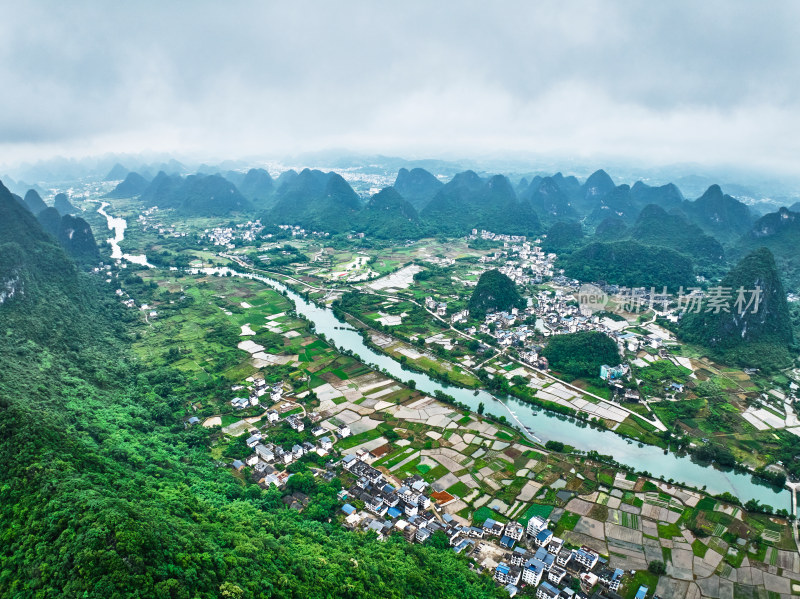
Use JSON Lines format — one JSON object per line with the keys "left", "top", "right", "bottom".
{"left": 334, "top": 457, "right": 630, "bottom": 598}
{"left": 275, "top": 223, "right": 330, "bottom": 238}
{"left": 230, "top": 436, "right": 635, "bottom": 597}
{"left": 339, "top": 457, "right": 524, "bottom": 552}
{"left": 231, "top": 378, "right": 284, "bottom": 410}
{"left": 424, "top": 296, "right": 448, "bottom": 317}
{"left": 468, "top": 229, "right": 528, "bottom": 244}
{"left": 465, "top": 232, "right": 555, "bottom": 283}
{"left": 232, "top": 431, "right": 335, "bottom": 484}
{"left": 203, "top": 220, "right": 264, "bottom": 248}
{"left": 493, "top": 515, "right": 628, "bottom": 598}
{"left": 338, "top": 456, "right": 465, "bottom": 544}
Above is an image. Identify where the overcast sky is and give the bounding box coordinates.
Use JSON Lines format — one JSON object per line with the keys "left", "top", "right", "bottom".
{"left": 2, "top": 1, "right": 799, "bottom": 172}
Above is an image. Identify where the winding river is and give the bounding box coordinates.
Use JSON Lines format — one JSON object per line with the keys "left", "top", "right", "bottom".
{"left": 96, "top": 202, "right": 153, "bottom": 267}
{"left": 95, "top": 201, "right": 789, "bottom": 508}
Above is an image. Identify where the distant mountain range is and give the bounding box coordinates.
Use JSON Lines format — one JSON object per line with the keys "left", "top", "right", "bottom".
{"left": 102, "top": 164, "right": 800, "bottom": 291}
{"left": 137, "top": 172, "right": 252, "bottom": 216}
{"left": 393, "top": 167, "right": 443, "bottom": 210}
{"left": 104, "top": 162, "right": 129, "bottom": 181}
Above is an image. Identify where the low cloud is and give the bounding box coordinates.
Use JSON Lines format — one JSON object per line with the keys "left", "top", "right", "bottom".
{"left": 1, "top": 1, "right": 798, "bottom": 172}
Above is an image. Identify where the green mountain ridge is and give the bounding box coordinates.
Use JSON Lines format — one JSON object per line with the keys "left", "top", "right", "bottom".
{"left": 0, "top": 182, "right": 92, "bottom": 341}
{"left": 356, "top": 187, "right": 423, "bottom": 239}
{"left": 586, "top": 184, "right": 640, "bottom": 226}
{"left": 524, "top": 177, "right": 578, "bottom": 223}
{"left": 238, "top": 168, "right": 275, "bottom": 207}
{"left": 104, "top": 162, "right": 129, "bottom": 181}
{"left": 421, "top": 172, "right": 541, "bottom": 236}
{"left": 542, "top": 221, "right": 584, "bottom": 254}
{"left": 680, "top": 184, "right": 754, "bottom": 243}
{"left": 53, "top": 192, "right": 77, "bottom": 215}
{"left": 393, "top": 167, "right": 443, "bottom": 210}
{"left": 107, "top": 172, "right": 150, "bottom": 198}
{"left": 560, "top": 240, "right": 695, "bottom": 290}
{"left": 593, "top": 216, "right": 628, "bottom": 240}
{"left": 22, "top": 189, "right": 48, "bottom": 214}
{"left": 733, "top": 207, "right": 800, "bottom": 293}
{"left": 269, "top": 169, "right": 362, "bottom": 233}
{"left": 36, "top": 206, "right": 100, "bottom": 264}
{"left": 679, "top": 247, "right": 793, "bottom": 368}
{"left": 629, "top": 204, "right": 725, "bottom": 265}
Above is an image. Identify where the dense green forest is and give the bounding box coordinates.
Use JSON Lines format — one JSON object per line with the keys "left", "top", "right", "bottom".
{"left": 628, "top": 204, "right": 725, "bottom": 266}
{"left": 541, "top": 221, "right": 584, "bottom": 254}
{"left": 678, "top": 247, "right": 794, "bottom": 369}
{"left": 559, "top": 241, "right": 695, "bottom": 290}
{"left": 542, "top": 331, "right": 621, "bottom": 379}
{"left": 0, "top": 184, "right": 502, "bottom": 599}
{"left": 467, "top": 269, "right": 525, "bottom": 318}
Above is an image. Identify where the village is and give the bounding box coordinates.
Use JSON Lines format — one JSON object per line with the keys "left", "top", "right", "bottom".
{"left": 196, "top": 305, "right": 798, "bottom": 599}
{"left": 209, "top": 366, "right": 655, "bottom": 599}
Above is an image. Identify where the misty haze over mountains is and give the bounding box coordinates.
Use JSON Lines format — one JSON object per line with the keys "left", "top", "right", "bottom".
{"left": 10, "top": 150, "right": 800, "bottom": 298}
{"left": 3, "top": 151, "right": 799, "bottom": 215}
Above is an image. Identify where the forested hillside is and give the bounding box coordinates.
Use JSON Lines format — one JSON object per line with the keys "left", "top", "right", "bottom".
{"left": 559, "top": 241, "right": 695, "bottom": 290}
{"left": 542, "top": 331, "right": 621, "bottom": 379}
{"left": 0, "top": 182, "right": 501, "bottom": 599}
{"left": 468, "top": 269, "right": 525, "bottom": 318}
{"left": 421, "top": 172, "right": 541, "bottom": 236}
{"left": 734, "top": 207, "right": 800, "bottom": 293}
{"left": 678, "top": 247, "right": 794, "bottom": 368}
{"left": 357, "top": 187, "right": 424, "bottom": 239}
{"left": 629, "top": 204, "right": 725, "bottom": 265}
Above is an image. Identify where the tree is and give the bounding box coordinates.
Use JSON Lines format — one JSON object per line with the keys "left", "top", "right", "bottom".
{"left": 428, "top": 530, "right": 451, "bottom": 550}
{"left": 545, "top": 440, "right": 565, "bottom": 452}
{"left": 648, "top": 560, "right": 667, "bottom": 575}
{"left": 542, "top": 331, "right": 621, "bottom": 380}
{"left": 468, "top": 269, "right": 525, "bottom": 318}
{"left": 477, "top": 402, "right": 485, "bottom": 415}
